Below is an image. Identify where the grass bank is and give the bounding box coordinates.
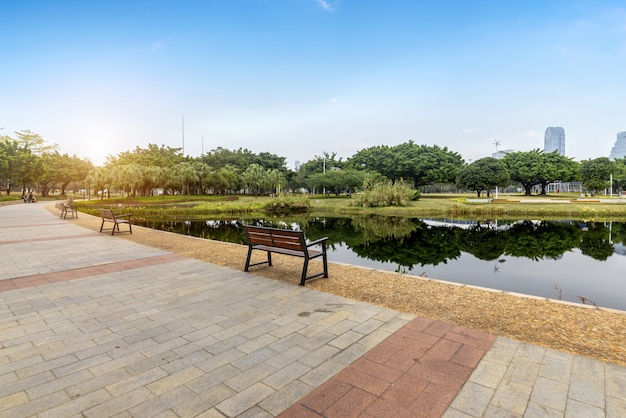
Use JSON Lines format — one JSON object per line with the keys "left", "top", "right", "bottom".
{"left": 69, "top": 193, "right": 626, "bottom": 221}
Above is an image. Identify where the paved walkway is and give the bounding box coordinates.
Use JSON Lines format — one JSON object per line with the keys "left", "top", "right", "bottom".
{"left": 0, "top": 203, "right": 624, "bottom": 417}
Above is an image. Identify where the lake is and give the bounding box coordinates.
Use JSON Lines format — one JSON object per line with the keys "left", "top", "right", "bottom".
{"left": 135, "top": 216, "right": 626, "bottom": 311}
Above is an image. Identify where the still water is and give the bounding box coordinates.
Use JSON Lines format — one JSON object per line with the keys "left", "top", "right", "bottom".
{"left": 136, "top": 216, "right": 626, "bottom": 311}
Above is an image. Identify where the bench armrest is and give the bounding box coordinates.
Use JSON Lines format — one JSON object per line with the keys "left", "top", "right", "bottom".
{"left": 307, "top": 237, "right": 329, "bottom": 247}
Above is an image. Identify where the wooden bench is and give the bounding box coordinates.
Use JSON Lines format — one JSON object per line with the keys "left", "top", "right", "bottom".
{"left": 98, "top": 208, "right": 133, "bottom": 235}
{"left": 244, "top": 225, "right": 329, "bottom": 286}
{"left": 56, "top": 202, "right": 78, "bottom": 219}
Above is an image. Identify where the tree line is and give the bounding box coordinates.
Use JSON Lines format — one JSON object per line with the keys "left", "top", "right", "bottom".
{"left": 2, "top": 130, "right": 626, "bottom": 198}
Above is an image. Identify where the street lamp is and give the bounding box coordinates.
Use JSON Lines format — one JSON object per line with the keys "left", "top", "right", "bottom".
{"left": 323, "top": 151, "right": 326, "bottom": 196}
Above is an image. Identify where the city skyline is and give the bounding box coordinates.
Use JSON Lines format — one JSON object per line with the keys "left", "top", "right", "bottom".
{"left": 1, "top": 1, "right": 625, "bottom": 167}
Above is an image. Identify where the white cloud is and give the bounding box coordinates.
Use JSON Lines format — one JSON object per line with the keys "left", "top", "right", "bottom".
{"left": 314, "top": 0, "right": 334, "bottom": 11}
{"left": 525, "top": 130, "right": 537, "bottom": 137}
{"left": 461, "top": 127, "right": 477, "bottom": 134}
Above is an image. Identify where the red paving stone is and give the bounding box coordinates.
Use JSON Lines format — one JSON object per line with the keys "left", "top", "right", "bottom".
{"left": 279, "top": 317, "right": 496, "bottom": 418}
{"left": 0, "top": 253, "right": 187, "bottom": 293}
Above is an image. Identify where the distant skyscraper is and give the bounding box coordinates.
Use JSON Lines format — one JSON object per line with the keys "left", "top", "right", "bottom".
{"left": 544, "top": 127, "right": 565, "bottom": 155}
{"left": 609, "top": 132, "right": 626, "bottom": 160}
{"left": 295, "top": 160, "right": 301, "bottom": 171}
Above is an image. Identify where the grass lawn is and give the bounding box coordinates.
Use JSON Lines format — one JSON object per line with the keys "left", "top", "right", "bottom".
{"left": 65, "top": 192, "right": 626, "bottom": 221}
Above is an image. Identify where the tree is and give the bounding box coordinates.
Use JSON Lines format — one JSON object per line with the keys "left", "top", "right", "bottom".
{"left": 14, "top": 130, "right": 58, "bottom": 155}
{"left": 348, "top": 141, "right": 464, "bottom": 188}
{"left": 209, "top": 165, "right": 240, "bottom": 194}
{"left": 502, "top": 150, "right": 545, "bottom": 196}
{"left": 241, "top": 164, "right": 267, "bottom": 196}
{"left": 456, "top": 157, "right": 510, "bottom": 197}
{"left": 111, "top": 144, "right": 183, "bottom": 168}
{"left": 307, "top": 169, "right": 364, "bottom": 195}
{"left": 612, "top": 157, "right": 626, "bottom": 194}
{"left": 580, "top": 157, "right": 613, "bottom": 195}
{"left": 85, "top": 167, "right": 112, "bottom": 200}
{"left": 173, "top": 162, "right": 200, "bottom": 196}
{"left": 536, "top": 152, "right": 580, "bottom": 195}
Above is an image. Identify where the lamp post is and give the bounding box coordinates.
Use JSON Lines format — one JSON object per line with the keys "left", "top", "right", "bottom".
{"left": 323, "top": 151, "right": 326, "bottom": 196}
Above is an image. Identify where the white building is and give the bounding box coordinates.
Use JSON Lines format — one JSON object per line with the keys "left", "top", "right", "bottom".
{"left": 544, "top": 127, "right": 565, "bottom": 155}
{"left": 609, "top": 132, "right": 626, "bottom": 160}
{"left": 491, "top": 149, "right": 515, "bottom": 159}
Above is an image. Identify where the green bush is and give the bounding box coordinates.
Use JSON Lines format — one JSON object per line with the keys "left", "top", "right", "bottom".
{"left": 351, "top": 180, "right": 415, "bottom": 207}
{"left": 264, "top": 193, "right": 310, "bottom": 215}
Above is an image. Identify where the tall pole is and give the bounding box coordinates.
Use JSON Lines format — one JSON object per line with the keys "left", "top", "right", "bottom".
{"left": 182, "top": 115, "right": 185, "bottom": 155}
{"left": 323, "top": 151, "right": 326, "bottom": 196}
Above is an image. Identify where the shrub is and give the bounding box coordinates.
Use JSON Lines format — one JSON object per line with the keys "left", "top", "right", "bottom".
{"left": 264, "top": 193, "right": 310, "bottom": 215}
{"left": 351, "top": 180, "right": 415, "bottom": 207}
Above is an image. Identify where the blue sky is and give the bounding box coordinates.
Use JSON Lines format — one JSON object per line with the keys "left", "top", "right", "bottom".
{"left": 1, "top": 0, "right": 625, "bottom": 168}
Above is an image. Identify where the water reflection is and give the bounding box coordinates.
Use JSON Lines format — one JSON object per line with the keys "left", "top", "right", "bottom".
{"left": 136, "top": 216, "right": 626, "bottom": 311}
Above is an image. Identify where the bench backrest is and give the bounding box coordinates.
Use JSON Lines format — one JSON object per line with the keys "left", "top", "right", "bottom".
{"left": 244, "top": 226, "right": 305, "bottom": 252}
{"left": 98, "top": 208, "right": 115, "bottom": 220}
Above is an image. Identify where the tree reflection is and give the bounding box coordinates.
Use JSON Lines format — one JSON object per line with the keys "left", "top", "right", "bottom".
{"left": 504, "top": 221, "right": 581, "bottom": 261}
{"left": 135, "top": 216, "right": 621, "bottom": 266}
{"left": 460, "top": 223, "right": 507, "bottom": 261}
{"left": 579, "top": 222, "right": 614, "bottom": 261}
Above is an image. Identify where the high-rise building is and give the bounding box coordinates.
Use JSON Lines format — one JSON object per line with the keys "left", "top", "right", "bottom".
{"left": 544, "top": 127, "right": 565, "bottom": 155}
{"left": 609, "top": 132, "right": 626, "bottom": 160}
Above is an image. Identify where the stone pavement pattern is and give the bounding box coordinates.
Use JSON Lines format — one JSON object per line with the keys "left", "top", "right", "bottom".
{"left": 1, "top": 203, "right": 625, "bottom": 417}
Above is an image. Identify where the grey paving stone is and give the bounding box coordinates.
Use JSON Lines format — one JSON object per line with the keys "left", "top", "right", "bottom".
{"left": 258, "top": 379, "right": 313, "bottom": 416}
{"left": 262, "top": 361, "right": 312, "bottom": 390}
{"left": 37, "top": 388, "right": 112, "bottom": 418}
{"left": 448, "top": 381, "right": 494, "bottom": 417}
{"left": 607, "top": 395, "right": 626, "bottom": 417}
{"left": 215, "top": 382, "right": 275, "bottom": 417}
{"left": 467, "top": 359, "right": 509, "bottom": 389}
{"left": 569, "top": 358, "right": 605, "bottom": 408}
{"left": 530, "top": 376, "right": 568, "bottom": 412}
{"left": 224, "top": 363, "right": 276, "bottom": 392}
{"left": 565, "top": 398, "right": 605, "bottom": 418}
{"left": 524, "top": 401, "right": 564, "bottom": 418}
{"left": 606, "top": 362, "right": 626, "bottom": 401}
{"left": 490, "top": 379, "right": 533, "bottom": 415}
{"left": 538, "top": 349, "right": 574, "bottom": 383}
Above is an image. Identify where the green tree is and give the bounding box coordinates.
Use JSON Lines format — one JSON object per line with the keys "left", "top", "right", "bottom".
{"left": 502, "top": 150, "right": 545, "bottom": 196}
{"left": 111, "top": 144, "right": 183, "bottom": 168}
{"left": 86, "top": 167, "right": 112, "bottom": 200}
{"left": 308, "top": 169, "right": 364, "bottom": 195}
{"left": 580, "top": 157, "right": 613, "bottom": 195}
{"left": 349, "top": 141, "right": 463, "bottom": 188}
{"left": 456, "top": 157, "right": 510, "bottom": 197}
{"left": 173, "top": 162, "right": 200, "bottom": 196}
{"left": 209, "top": 165, "right": 240, "bottom": 195}
{"left": 14, "top": 130, "right": 58, "bottom": 155}
{"left": 241, "top": 163, "right": 266, "bottom": 196}
{"left": 536, "top": 152, "right": 580, "bottom": 195}
{"left": 612, "top": 158, "right": 626, "bottom": 194}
